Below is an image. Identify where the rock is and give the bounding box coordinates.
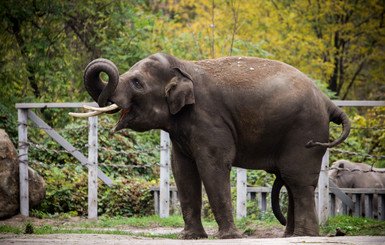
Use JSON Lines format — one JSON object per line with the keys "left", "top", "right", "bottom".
{"left": 0, "top": 129, "right": 46, "bottom": 219}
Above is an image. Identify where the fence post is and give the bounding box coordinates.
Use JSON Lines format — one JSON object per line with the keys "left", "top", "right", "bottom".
{"left": 160, "top": 130, "right": 170, "bottom": 218}
{"left": 18, "top": 109, "right": 29, "bottom": 216}
{"left": 318, "top": 149, "right": 329, "bottom": 224}
{"left": 88, "top": 116, "right": 98, "bottom": 220}
{"left": 236, "top": 168, "right": 247, "bottom": 220}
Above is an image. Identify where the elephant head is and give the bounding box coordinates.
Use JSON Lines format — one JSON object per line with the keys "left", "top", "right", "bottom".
{"left": 74, "top": 53, "right": 195, "bottom": 132}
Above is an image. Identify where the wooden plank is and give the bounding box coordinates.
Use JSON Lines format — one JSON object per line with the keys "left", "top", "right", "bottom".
{"left": 154, "top": 191, "right": 159, "bottom": 215}
{"left": 333, "top": 100, "right": 385, "bottom": 107}
{"left": 27, "top": 110, "right": 114, "bottom": 187}
{"left": 247, "top": 187, "right": 274, "bottom": 193}
{"left": 365, "top": 194, "right": 374, "bottom": 219}
{"left": 236, "top": 168, "right": 247, "bottom": 220}
{"left": 353, "top": 194, "right": 362, "bottom": 217}
{"left": 16, "top": 102, "right": 98, "bottom": 109}
{"left": 379, "top": 194, "right": 385, "bottom": 221}
{"left": 16, "top": 101, "right": 385, "bottom": 109}
{"left": 330, "top": 194, "right": 336, "bottom": 216}
{"left": 88, "top": 116, "right": 98, "bottom": 220}
{"left": 172, "top": 190, "right": 179, "bottom": 215}
{"left": 259, "top": 192, "right": 267, "bottom": 213}
{"left": 318, "top": 149, "right": 329, "bottom": 224}
{"left": 329, "top": 181, "right": 355, "bottom": 210}
{"left": 336, "top": 188, "right": 385, "bottom": 194}
{"left": 159, "top": 131, "right": 170, "bottom": 218}
{"left": 18, "top": 109, "right": 29, "bottom": 216}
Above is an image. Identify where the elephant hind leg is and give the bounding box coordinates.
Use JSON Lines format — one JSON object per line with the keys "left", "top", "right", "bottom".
{"left": 283, "top": 186, "right": 295, "bottom": 237}
{"left": 281, "top": 179, "right": 319, "bottom": 236}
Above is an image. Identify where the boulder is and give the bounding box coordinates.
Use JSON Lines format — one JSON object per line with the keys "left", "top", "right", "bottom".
{"left": 0, "top": 129, "right": 46, "bottom": 219}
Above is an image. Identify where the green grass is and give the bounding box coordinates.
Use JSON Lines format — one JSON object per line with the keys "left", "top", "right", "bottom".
{"left": 0, "top": 225, "right": 23, "bottom": 234}
{"left": 2, "top": 214, "right": 385, "bottom": 238}
{"left": 69, "top": 215, "right": 216, "bottom": 229}
{"left": 0, "top": 222, "right": 179, "bottom": 239}
{"left": 321, "top": 215, "right": 385, "bottom": 236}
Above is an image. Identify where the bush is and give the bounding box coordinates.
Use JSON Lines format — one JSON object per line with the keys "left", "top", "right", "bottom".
{"left": 98, "top": 177, "right": 153, "bottom": 217}
{"left": 329, "top": 107, "right": 385, "bottom": 167}
{"left": 35, "top": 165, "right": 153, "bottom": 217}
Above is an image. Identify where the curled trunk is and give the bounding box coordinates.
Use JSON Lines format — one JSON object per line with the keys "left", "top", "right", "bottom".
{"left": 84, "top": 58, "right": 119, "bottom": 107}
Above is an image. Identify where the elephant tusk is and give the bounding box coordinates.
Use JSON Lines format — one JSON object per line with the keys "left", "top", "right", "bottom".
{"left": 69, "top": 104, "right": 120, "bottom": 118}
{"left": 69, "top": 110, "right": 104, "bottom": 118}
{"left": 83, "top": 103, "right": 120, "bottom": 112}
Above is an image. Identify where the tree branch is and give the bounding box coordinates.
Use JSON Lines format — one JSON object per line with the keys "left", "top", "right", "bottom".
{"left": 342, "top": 58, "right": 366, "bottom": 100}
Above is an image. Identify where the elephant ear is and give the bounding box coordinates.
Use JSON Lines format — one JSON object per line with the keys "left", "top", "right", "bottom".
{"left": 165, "top": 68, "right": 195, "bottom": 115}
{"left": 337, "top": 162, "right": 345, "bottom": 177}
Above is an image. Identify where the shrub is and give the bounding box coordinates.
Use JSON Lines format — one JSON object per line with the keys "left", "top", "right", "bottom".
{"left": 35, "top": 166, "right": 154, "bottom": 217}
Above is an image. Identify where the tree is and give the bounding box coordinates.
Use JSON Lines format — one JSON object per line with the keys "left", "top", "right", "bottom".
{"left": 263, "top": 0, "right": 385, "bottom": 100}
{"left": 0, "top": 0, "right": 158, "bottom": 131}
{"left": 157, "top": 0, "right": 385, "bottom": 100}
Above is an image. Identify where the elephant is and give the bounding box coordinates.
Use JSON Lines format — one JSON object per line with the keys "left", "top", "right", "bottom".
{"left": 329, "top": 159, "right": 385, "bottom": 217}
{"left": 71, "top": 53, "right": 350, "bottom": 238}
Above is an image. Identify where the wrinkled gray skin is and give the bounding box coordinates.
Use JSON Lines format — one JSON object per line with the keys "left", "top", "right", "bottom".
{"left": 329, "top": 160, "right": 385, "bottom": 217}
{"left": 83, "top": 53, "right": 350, "bottom": 238}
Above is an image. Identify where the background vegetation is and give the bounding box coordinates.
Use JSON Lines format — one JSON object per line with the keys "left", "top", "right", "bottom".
{"left": 0, "top": 0, "right": 384, "bottom": 218}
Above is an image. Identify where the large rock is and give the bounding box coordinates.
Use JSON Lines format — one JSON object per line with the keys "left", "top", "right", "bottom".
{"left": 0, "top": 129, "right": 46, "bottom": 219}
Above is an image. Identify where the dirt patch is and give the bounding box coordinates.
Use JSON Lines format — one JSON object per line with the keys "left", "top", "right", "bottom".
{"left": 0, "top": 214, "right": 284, "bottom": 238}
{"left": 0, "top": 214, "right": 86, "bottom": 229}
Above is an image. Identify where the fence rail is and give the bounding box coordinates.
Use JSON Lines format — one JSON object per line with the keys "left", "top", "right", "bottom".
{"left": 16, "top": 101, "right": 385, "bottom": 222}
{"left": 16, "top": 103, "right": 170, "bottom": 219}
{"left": 150, "top": 186, "right": 385, "bottom": 221}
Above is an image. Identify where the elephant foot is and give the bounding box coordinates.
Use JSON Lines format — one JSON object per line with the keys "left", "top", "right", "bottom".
{"left": 293, "top": 230, "right": 319, "bottom": 237}
{"left": 284, "top": 226, "right": 319, "bottom": 237}
{"left": 214, "top": 228, "right": 242, "bottom": 239}
{"left": 178, "top": 229, "right": 208, "bottom": 240}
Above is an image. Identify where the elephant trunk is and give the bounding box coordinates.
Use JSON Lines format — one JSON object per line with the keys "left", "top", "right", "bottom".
{"left": 84, "top": 58, "right": 119, "bottom": 107}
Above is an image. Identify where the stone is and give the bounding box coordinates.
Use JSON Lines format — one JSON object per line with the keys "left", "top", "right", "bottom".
{"left": 0, "top": 129, "right": 46, "bottom": 219}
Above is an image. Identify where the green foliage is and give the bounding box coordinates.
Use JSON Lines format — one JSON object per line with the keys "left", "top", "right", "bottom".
{"left": 0, "top": 103, "right": 18, "bottom": 145}
{"left": 329, "top": 107, "right": 385, "bottom": 168}
{"left": 24, "top": 221, "right": 35, "bottom": 234}
{"left": 98, "top": 177, "right": 153, "bottom": 217}
{"left": 29, "top": 115, "right": 160, "bottom": 180}
{"left": 321, "top": 215, "right": 385, "bottom": 236}
{"left": 34, "top": 165, "right": 154, "bottom": 217}
{"left": 64, "top": 215, "right": 189, "bottom": 229}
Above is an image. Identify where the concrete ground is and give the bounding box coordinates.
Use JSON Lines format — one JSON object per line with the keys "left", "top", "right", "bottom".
{"left": 1, "top": 233, "right": 385, "bottom": 245}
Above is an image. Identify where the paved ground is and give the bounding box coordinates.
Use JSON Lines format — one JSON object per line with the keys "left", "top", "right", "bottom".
{"left": 1, "top": 233, "right": 385, "bottom": 245}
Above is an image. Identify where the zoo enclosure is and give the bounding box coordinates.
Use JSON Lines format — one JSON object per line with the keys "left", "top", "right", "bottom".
{"left": 16, "top": 101, "right": 385, "bottom": 222}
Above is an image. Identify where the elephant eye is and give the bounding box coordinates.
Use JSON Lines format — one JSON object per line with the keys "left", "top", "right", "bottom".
{"left": 131, "top": 77, "right": 143, "bottom": 89}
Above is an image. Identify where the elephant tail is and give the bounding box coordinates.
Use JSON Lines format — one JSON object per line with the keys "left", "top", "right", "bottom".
{"left": 306, "top": 103, "right": 351, "bottom": 148}
{"left": 271, "top": 175, "right": 286, "bottom": 226}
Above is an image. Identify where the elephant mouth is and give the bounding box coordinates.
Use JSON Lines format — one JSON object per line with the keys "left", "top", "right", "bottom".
{"left": 119, "top": 106, "right": 132, "bottom": 122}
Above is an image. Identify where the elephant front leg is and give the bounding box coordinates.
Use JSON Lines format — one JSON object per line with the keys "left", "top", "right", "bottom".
{"left": 171, "top": 148, "right": 207, "bottom": 239}
{"left": 197, "top": 162, "right": 242, "bottom": 239}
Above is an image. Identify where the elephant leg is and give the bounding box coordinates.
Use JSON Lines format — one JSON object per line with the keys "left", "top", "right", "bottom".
{"left": 171, "top": 148, "right": 207, "bottom": 239}
{"left": 278, "top": 131, "right": 325, "bottom": 236}
{"left": 284, "top": 186, "right": 295, "bottom": 237}
{"left": 197, "top": 163, "right": 242, "bottom": 239}
{"left": 283, "top": 181, "right": 319, "bottom": 236}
